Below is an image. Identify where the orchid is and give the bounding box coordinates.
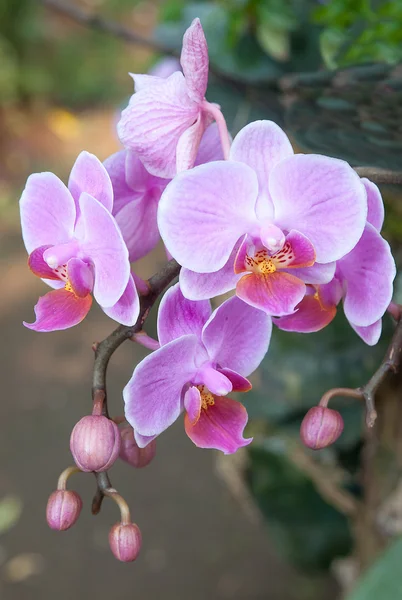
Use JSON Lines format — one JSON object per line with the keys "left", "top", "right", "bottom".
{"left": 20, "top": 151, "right": 139, "bottom": 331}
{"left": 274, "top": 179, "right": 396, "bottom": 345}
{"left": 104, "top": 123, "right": 223, "bottom": 262}
{"left": 158, "top": 120, "right": 367, "bottom": 317}
{"left": 117, "top": 18, "right": 230, "bottom": 179}
{"left": 123, "top": 284, "right": 272, "bottom": 454}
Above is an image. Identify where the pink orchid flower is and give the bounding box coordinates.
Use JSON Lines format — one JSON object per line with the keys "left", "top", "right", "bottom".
{"left": 158, "top": 120, "right": 368, "bottom": 317}
{"left": 20, "top": 152, "right": 139, "bottom": 332}
{"left": 274, "top": 179, "right": 396, "bottom": 345}
{"left": 123, "top": 284, "right": 272, "bottom": 454}
{"left": 104, "top": 123, "right": 224, "bottom": 262}
{"left": 117, "top": 18, "right": 230, "bottom": 179}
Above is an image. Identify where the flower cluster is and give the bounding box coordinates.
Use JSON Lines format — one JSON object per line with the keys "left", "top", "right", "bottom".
{"left": 19, "top": 17, "right": 396, "bottom": 559}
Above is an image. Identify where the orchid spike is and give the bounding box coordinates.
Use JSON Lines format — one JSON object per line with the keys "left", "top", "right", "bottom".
{"left": 158, "top": 120, "right": 367, "bottom": 317}
{"left": 117, "top": 18, "right": 230, "bottom": 179}
{"left": 274, "top": 179, "right": 396, "bottom": 345}
{"left": 20, "top": 151, "right": 139, "bottom": 332}
{"left": 124, "top": 284, "right": 272, "bottom": 454}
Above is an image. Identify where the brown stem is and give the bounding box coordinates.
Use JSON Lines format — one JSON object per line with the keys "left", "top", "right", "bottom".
{"left": 91, "top": 259, "right": 180, "bottom": 514}
{"left": 354, "top": 167, "right": 402, "bottom": 186}
{"left": 57, "top": 466, "right": 82, "bottom": 491}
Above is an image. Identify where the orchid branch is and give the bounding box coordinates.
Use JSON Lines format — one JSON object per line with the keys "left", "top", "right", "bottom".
{"left": 354, "top": 167, "right": 402, "bottom": 186}
{"left": 320, "top": 307, "right": 402, "bottom": 428}
{"left": 91, "top": 258, "right": 180, "bottom": 514}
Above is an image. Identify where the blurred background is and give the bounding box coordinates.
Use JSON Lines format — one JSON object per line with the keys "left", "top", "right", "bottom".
{"left": 1, "top": 1, "right": 402, "bottom": 599}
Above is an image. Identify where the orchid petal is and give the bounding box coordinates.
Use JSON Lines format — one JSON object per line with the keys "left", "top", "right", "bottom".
{"left": 179, "top": 237, "right": 244, "bottom": 300}
{"left": 158, "top": 161, "right": 258, "bottom": 272}
{"left": 78, "top": 193, "right": 130, "bottom": 307}
{"left": 202, "top": 294, "right": 272, "bottom": 376}
{"left": 101, "top": 274, "right": 140, "bottom": 326}
{"left": 350, "top": 319, "right": 382, "bottom": 346}
{"left": 176, "top": 113, "right": 205, "bottom": 173}
{"left": 184, "top": 396, "right": 252, "bottom": 454}
{"left": 124, "top": 335, "right": 199, "bottom": 437}
{"left": 339, "top": 223, "right": 396, "bottom": 327}
{"left": 286, "top": 262, "right": 336, "bottom": 285}
{"left": 195, "top": 123, "right": 224, "bottom": 165}
{"left": 133, "top": 431, "right": 157, "bottom": 449}
{"left": 236, "top": 271, "right": 306, "bottom": 317}
{"left": 273, "top": 294, "right": 336, "bottom": 333}
{"left": 274, "top": 230, "right": 316, "bottom": 269}
{"left": 184, "top": 386, "right": 202, "bottom": 425}
{"left": 115, "top": 191, "right": 160, "bottom": 262}
{"left": 20, "top": 173, "right": 76, "bottom": 254}
{"left": 271, "top": 154, "right": 367, "bottom": 262}
{"left": 230, "top": 120, "right": 293, "bottom": 220}
{"left": 117, "top": 72, "right": 199, "bottom": 179}
{"left": 104, "top": 151, "right": 135, "bottom": 215}
{"left": 180, "top": 18, "right": 208, "bottom": 103}
{"left": 68, "top": 151, "right": 113, "bottom": 214}
{"left": 196, "top": 367, "right": 232, "bottom": 396}
{"left": 157, "top": 283, "right": 211, "bottom": 346}
{"left": 28, "top": 246, "right": 59, "bottom": 280}
{"left": 130, "top": 73, "right": 165, "bottom": 92}
{"left": 217, "top": 368, "right": 252, "bottom": 392}
{"left": 24, "top": 288, "right": 92, "bottom": 332}
{"left": 67, "top": 258, "right": 94, "bottom": 297}
{"left": 362, "top": 178, "right": 384, "bottom": 232}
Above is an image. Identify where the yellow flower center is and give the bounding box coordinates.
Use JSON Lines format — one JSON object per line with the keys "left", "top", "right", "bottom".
{"left": 197, "top": 385, "right": 215, "bottom": 411}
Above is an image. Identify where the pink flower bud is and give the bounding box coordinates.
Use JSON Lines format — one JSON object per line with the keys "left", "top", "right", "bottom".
{"left": 119, "top": 426, "right": 156, "bottom": 468}
{"left": 109, "top": 522, "right": 142, "bottom": 562}
{"left": 46, "top": 490, "right": 82, "bottom": 531}
{"left": 70, "top": 415, "right": 121, "bottom": 472}
{"left": 300, "top": 406, "right": 344, "bottom": 450}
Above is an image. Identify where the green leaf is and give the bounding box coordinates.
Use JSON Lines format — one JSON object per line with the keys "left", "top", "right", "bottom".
{"left": 256, "top": 23, "right": 291, "bottom": 62}
{"left": 346, "top": 538, "right": 402, "bottom": 600}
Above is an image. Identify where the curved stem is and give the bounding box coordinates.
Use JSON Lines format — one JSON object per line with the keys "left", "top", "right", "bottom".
{"left": 57, "top": 466, "right": 82, "bottom": 491}
{"left": 91, "top": 259, "right": 180, "bottom": 514}
{"left": 103, "top": 489, "right": 132, "bottom": 525}
{"left": 202, "top": 101, "right": 231, "bottom": 160}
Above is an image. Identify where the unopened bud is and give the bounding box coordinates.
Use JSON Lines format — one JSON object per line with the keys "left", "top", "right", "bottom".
{"left": 46, "top": 490, "right": 82, "bottom": 531}
{"left": 109, "top": 522, "right": 142, "bottom": 562}
{"left": 119, "top": 426, "right": 156, "bottom": 468}
{"left": 70, "top": 415, "right": 121, "bottom": 472}
{"left": 300, "top": 406, "right": 344, "bottom": 450}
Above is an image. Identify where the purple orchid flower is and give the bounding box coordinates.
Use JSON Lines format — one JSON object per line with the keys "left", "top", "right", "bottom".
{"left": 117, "top": 18, "right": 230, "bottom": 179}
{"left": 158, "top": 120, "right": 368, "bottom": 317}
{"left": 123, "top": 284, "right": 272, "bottom": 454}
{"left": 274, "top": 179, "right": 396, "bottom": 345}
{"left": 104, "top": 123, "right": 224, "bottom": 262}
{"left": 20, "top": 151, "right": 139, "bottom": 332}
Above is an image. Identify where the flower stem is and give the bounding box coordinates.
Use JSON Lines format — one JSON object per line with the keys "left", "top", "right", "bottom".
{"left": 57, "top": 466, "right": 82, "bottom": 491}
{"left": 202, "top": 101, "right": 231, "bottom": 160}
{"left": 103, "top": 489, "right": 132, "bottom": 525}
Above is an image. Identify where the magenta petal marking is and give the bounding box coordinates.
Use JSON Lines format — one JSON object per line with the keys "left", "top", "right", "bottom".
{"left": 362, "top": 178, "right": 384, "bottom": 232}
{"left": 217, "top": 368, "right": 252, "bottom": 392}
{"left": 68, "top": 151, "right": 114, "bottom": 214}
{"left": 67, "top": 258, "right": 94, "bottom": 298}
{"left": 24, "top": 288, "right": 92, "bottom": 332}
{"left": 278, "top": 230, "right": 316, "bottom": 269}
{"left": 350, "top": 319, "right": 382, "bottom": 346}
{"left": 101, "top": 274, "right": 140, "bottom": 326}
{"left": 157, "top": 283, "right": 211, "bottom": 346}
{"left": 236, "top": 271, "right": 306, "bottom": 317}
{"left": 184, "top": 396, "right": 252, "bottom": 454}
{"left": 273, "top": 294, "right": 336, "bottom": 333}
{"left": 180, "top": 18, "right": 209, "bottom": 103}
{"left": 184, "top": 386, "right": 202, "bottom": 425}
{"left": 123, "top": 335, "right": 200, "bottom": 437}
{"left": 202, "top": 294, "right": 272, "bottom": 377}
{"left": 28, "top": 246, "right": 59, "bottom": 280}
{"left": 20, "top": 172, "right": 76, "bottom": 254}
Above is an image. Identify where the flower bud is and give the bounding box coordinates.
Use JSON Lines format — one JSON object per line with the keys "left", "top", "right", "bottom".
{"left": 119, "top": 426, "right": 156, "bottom": 468}
{"left": 300, "top": 406, "right": 344, "bottom": 450}
{"left": 70, "top": 415, "right": 121, "bottom": 472}
{"left": 109, "top": 522, "right": 142, "bottom": 562}
{"left": 46, "top": 490, "right": 82, "bottom": 531}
